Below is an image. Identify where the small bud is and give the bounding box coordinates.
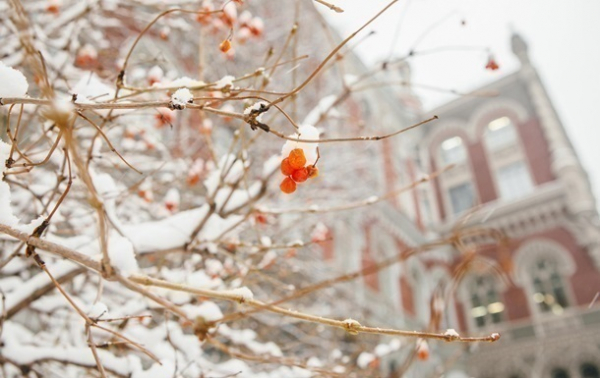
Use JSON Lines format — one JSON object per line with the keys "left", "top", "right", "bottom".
{"left": 219, "top": 39, "right": 232, "bottom": 53}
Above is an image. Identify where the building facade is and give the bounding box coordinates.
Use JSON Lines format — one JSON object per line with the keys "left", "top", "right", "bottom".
{"left": 323, "top": 32, "right": 600, "bottom": 378}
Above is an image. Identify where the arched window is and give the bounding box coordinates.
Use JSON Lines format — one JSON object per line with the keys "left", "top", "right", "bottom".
{"left": 484, "top": 116, "right": 518, "bottom": 151}
{"left": 468, "top": 275, "right": 504, "bottom": 327}
{"left": 440, "top": 136, "right": 467, "bottom": 165}
{"left": 514, "top": 240, "right": 575, "bottom": 316}
{"left": 531, "top": 258, "right": 569, "bottom": 314}
{"left": 483, "top": 116, "right": 534, "bottom": 201}
{"left": 551, "top": 368, "right": 570, "bottom": 378}
{"left": 581, "top": 363, "right": 600, "bottom": 378}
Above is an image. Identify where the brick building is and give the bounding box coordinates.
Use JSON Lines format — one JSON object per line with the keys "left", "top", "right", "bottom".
{"left": 323, "top": 32, "right": 600, "bottom": 378}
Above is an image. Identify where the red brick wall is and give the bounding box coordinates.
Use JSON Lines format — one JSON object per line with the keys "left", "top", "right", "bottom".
{"left": 517, "top": 118, "right": 555, "bottom": 185}
{"left": 400, "top": 275, "right": 415, "bottom": 317}
{"left": 468, "top": 142, "right": 498, "bottom": 204}
{"left": 361, "top": 224, "right": 380, "bottom": 292}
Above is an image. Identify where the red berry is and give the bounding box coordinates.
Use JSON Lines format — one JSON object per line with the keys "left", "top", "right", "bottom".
{"left": 280, "top": 177, "right": 297, "bottom": 194}
{"left": 416, "top": 340, "right": 430, "bottom": 361}
{"left": 307, "top": 166, "right": 319, "bottom": 179}
{"left": 291, "top": 167, "right": 309, "bottom": 183}
{"left": 280, "top": 158, "right": 294, "bottom": 176}
{"left": 254, "top": 213, "right": 268, "bottom": 224}
{"left": 288, "top": 148, "right": 306, "bottom": 169}
{"left": 485, "top": 57, "right": 499, "bottom": 71}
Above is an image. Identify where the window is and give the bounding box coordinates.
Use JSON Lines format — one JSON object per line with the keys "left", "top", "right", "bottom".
{"left": 496, "top": 161, "right": 534, "bottom": 200}
{"left": 581, "top": 363, "right": 600, "bottom": 378}
{"left": 449, "top": 182, "right": 475, "bottom": 215}
{"left": 551, "top": 368, "right": 570, "bottom": 378}
{"left": 469, "top": 275, "right": 504, "bottom": 328}
{"left": 531, "top": 258, "right": 568, "bottom": 314}
{"left": 485, "top": 116, "right": 518, "bottom": 150}
{"left": 440, "top": 136, "right": 467, "bottom": 165}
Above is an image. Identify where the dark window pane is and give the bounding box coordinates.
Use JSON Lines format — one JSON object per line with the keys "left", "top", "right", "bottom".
{"left": 449, "top": 182, "right": 474, "bottom": 215}
{"left": 551, "top": 368, "right": 570, "bottom": 378}
{"left": 581, "top": 363, "right": 600, "bottom": 378}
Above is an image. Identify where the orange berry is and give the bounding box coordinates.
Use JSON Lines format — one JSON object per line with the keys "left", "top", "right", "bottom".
{"left": 485, "top": 57, "right": 499, "bottom": 71}
{"left": 47, "top": 4, "right": 59, "bottom": 14}
{"left": 288, "top": 148, "right": 306, "bottom": 169}
{"left": 220, "top": 39, "right": 232, "bottom": 53}
{"left": 254, "top": 213, "right": 268, "bottom": 224}
{"left": 416, "top": 340, "right": 430, "bottom": 361}
{"left": 307, "top": 166, "right": 319, "bottom": 179}
{"left": 280, "top": 158, "right": 294, "bottom": 176}
{"left": 291, "top": 167, "right": 309, "bottom": 183}
{"left": 280, "top": 177, "right": 297, "bottom": 194}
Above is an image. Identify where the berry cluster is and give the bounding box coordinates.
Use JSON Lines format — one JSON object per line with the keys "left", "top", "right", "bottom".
{"left": 279, "top": 148, "right": 318, "bottom": 194}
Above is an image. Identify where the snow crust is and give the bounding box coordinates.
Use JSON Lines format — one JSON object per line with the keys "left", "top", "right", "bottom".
{"left": 281, "top": 125, "right": 320, "bottom": 166}
{"left": 171, "top": 88, "right": 193, "bottom": 108}
{"left": 0, "top": 62, "right": 28, "bottom": 97}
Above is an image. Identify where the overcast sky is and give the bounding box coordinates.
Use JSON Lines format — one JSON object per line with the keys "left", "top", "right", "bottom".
{"left": 321, "top": 0, "right": 600, "bottom": 206}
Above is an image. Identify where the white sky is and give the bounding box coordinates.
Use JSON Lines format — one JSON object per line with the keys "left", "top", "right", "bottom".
{"left": 322, "top": 0, "right": 600, "bottom": 206}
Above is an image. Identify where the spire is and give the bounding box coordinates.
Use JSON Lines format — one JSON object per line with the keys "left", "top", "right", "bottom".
{"left": 511, "top": 31, "right": 530, "bottom": 66}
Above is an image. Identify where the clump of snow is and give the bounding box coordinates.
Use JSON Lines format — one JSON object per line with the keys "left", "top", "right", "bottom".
{"left": 333, "top": 366, "right": 346, "bottom": 373}
{"left": 147, "top": 65, "right": 164, "bottom": 84}
{"left": 0, "top": 62, "right": 28, "bottom": 97}
{"left": 108, "top": 234, "right": 138, "bottom": 276}
{"left": 124, "top": 205, "right": 243, "bottom": 253}
{"left": 204, "top": 258, "right": 223, "bottom": 277}
{"left": 444, "top": 328, "right": 460, "bottom": 338}
{"left": 164, "top": 188, "right": 180, "bottom": 212}
{"left": 219, "top": 325, "right": 283, "bottom": 357}
{"left": 366, "top": 195, "right": 378, "bottom": 204}
{"left": 170, "top": 88, "right": 193, "bottom": 109}
{"left": 357, "top": 352, "right": 375, "bottom": 369}
{"left": 182, "top": 301, "right": 223, "bottom": 322}
{"left": 344, "top": 74, "right": 359, "bottom": 86}
{"left": 262, "top": 154, "right": 280, "bottom": 177}
{"left": 1, "top": 139, "right": 10, "bottom": 173}
{"left": 0, "top": 175, "right": 45, "bottom": 233}
{"left": 91, "top": 169, "right": 118, "bottom": 199}
{"left": 330, "top": 349, "right": 342, "bottom": 360}
{"left": 204, "top": 154, "right": 245, "bottom": 196}
{"left": 132, "top": 360, "right": 175, "bottom": 378}
{"left": 375, "top": 343, "right": 391, "bottom": 357}
{"left": 311, "top": 222, "right": 329, "bottom": 242}
{"left": 214, "top": 75, "right": 235, "bottom": 89}
{"left": 260, "top": 236, "right": 272, "bottom": 247}
{"left": 168, "top": 76, "right": 206, "bottom": 88}
{"left": 306, "top": 356, "right": 322, "bottom": 367}
{"left": 303, "top": 95, "right": 339, "bottom": 125}
{"left": 243, "top": 101, "right": 268, "bottom": 122}
{"left": 389, "top": 338, "right": 401, "bottom": 351}
{"left": 243, "top": 101, "right": 268, "bottom": 116}
{"left": 88, "top": 302, "right": 109, "bottom": 319}
{"left": 258, "top": 250, "right": 277, "bottom": 269}
{"left": 230, "top": 286, "right": 254, "bottom": 302}
{"left": 72, "top": 74, "right": 114, "bottom": 103}
{"left": 281, "top": 124, "right": 320, "bottom": 165}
